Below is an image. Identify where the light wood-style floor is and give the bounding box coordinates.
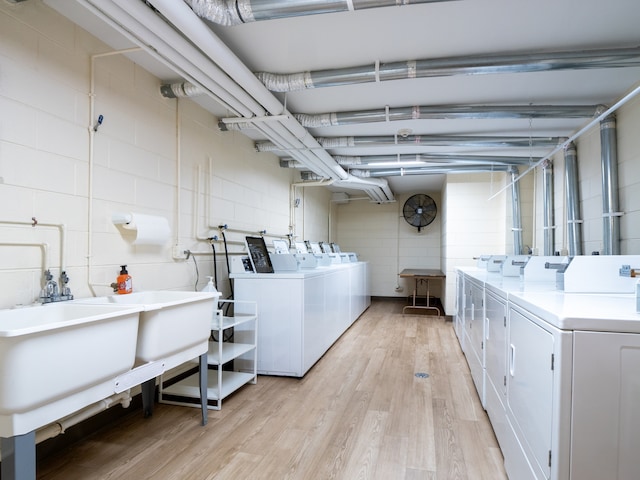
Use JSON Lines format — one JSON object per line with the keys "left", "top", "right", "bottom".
{"left": 37, "top": 299, "right": 507, "bottom": 480}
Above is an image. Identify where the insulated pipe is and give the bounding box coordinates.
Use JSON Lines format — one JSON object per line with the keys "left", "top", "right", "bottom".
{"left": 256, "top": 46, "right": 640, "bottom": 92}
{"left": 600, "top": 114, "right": 621, "bottom": 255}
{"left": 564, "top": 142, "right": 583, "bottom": 256}
{"left": 294, "top": 104, "right": 601, "bottom": 127}
{"left": 338, "top": 164, "right": 511, "bottom": 178}
{"left": 509, "top": 167, "right": 523, "bottom": 255}
{"left": 282, "top": 154, "right": 538, "bottom": 169}
{"left": 185, "top": 0, "right": 452, "bottom": 26}
{"left": 541, "top": 159, "right": 555, "bottom": 256}
{"left": 257, "top": 135, "right": 560, "bottom": 151}
{"left": 216, "top": 104, "right": 602, "bottom": 128}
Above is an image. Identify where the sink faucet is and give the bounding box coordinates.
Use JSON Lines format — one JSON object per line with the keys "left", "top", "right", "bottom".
{"left": 40, "top": 269, "right": 74, "bottom": 303}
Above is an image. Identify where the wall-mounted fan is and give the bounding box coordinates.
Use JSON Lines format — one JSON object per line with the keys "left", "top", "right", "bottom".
{"left": 403, "top": 194, "right": 437, "bottom": 232}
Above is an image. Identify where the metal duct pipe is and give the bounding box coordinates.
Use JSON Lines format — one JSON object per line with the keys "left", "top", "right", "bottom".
{"left": 338, "top": 164, "right": 511, "bottom": 178}
{"left": 256, "top": 46, "right": 640, "bottom": 92}
{"left": 281, "top": 154, "right": 537, "bottom": 169}
{"left": 257, "top": 135, "right": 560, "bottom": 151}
{"left": 185, "top": 0, "right": 453, "bottom": 26}
{"left": 510, "top": 166, "right": 523, "bottom": 255}
{"left": 564, "top": 142, "right": 583, "bottom": 256}
{"left": 600, "top": 114, "right": 621, "bottom": 255}
{"left": 541, "top": 159, "right": 555, "bottom": 256}
{"left": 294, "top": 104, "right": 602, "bottom": 127}
{"left": 160, "top": 82, "right": 204, "bottom": 98}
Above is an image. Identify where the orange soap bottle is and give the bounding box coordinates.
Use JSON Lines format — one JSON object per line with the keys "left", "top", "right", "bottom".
{"left": 117, "top": 265, "right": 132, "bottom": 294}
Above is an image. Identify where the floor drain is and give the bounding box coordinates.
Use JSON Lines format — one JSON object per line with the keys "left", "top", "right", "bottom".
{"left": 415, "top": 372, "right": 430, "bottom": 378}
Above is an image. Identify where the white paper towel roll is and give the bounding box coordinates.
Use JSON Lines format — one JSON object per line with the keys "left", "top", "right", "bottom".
{"left": 121, "top": 213, "right": 171, "bottom": 246}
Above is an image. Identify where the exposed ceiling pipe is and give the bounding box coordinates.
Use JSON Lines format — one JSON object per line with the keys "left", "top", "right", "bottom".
{"left": 338, "top": 165, "right": 511, "bottom": 178}
{"left": 281, "top": 153, "right": 537, "bottom": 169}
{"left": 184, "top": 0, "right": 454, "bottom": 26}
{"left": 257, "top": 135, "right": 561, "bottom": 151}
{"left": 600, "top": 114, "right": 620, "bottom": 255}
{"left": 294, "top": 104, "right": 602, "bottom": 127}
{"left": 564, "top": 142, "right": 583, "bottom": 256}
{"left": 255, "top": 46, "right": 640, "bottom": 92}
{"left": 160, "top": 85, "right": 601, "bottom": 125}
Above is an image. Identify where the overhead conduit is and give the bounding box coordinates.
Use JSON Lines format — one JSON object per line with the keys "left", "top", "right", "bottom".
{"left": 254, "top": 46, "right": 640, "bottom": 92}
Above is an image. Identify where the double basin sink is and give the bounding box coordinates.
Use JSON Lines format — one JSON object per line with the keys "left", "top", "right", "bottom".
{"left": 0, "top": 291, "right": 217, "bottom": 438}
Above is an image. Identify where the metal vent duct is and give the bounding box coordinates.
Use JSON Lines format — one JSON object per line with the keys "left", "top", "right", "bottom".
{"left": 541, "top": 159, "right": 555, "bottom": 255}
{"left": 185, "top": 0, "right": 454, "bottom": 26}
{"left": 600, "top": 114, "right": 620, "bottom": 255}
{"left": 255, "top": 46, "right": 640, "bottom": 92}
{"left": 302, "top": 164, "right": 511, "bottom": 179}
{"left": 294, "top": 104, "right": 601, "bottom": 127}
{"left": 281, "top": 154, "right": 537, "bottom": 169}
{"left": 257, "top": 135, "right": 561, "bottom": 152}
{"left": 564, "top": 142, "right": 583, "bottom": 256}
{"left": 509, "top": 166, "right": 523, "bottom": 255}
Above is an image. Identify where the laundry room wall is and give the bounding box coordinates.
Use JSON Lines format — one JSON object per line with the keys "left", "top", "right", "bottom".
{"left": 531, "top": 94, "right": 640, "bottom": 256}
{"left": 0, "top": 1, "right": 323, "bottom": 309}
{"left": 334, "top": 191, "right": 442, "bottom": 298}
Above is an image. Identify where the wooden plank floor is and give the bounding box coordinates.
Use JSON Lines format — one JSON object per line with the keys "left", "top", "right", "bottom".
{"left": 37, "top": 299, "right": 507, "bottom": 480}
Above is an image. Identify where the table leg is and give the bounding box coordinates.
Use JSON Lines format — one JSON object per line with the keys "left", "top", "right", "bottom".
{"left": 199, "top": 353, "right": 208, "bottom": 426}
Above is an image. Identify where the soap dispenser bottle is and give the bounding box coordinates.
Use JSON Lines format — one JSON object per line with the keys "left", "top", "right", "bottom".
{"left": 117, "top": 265, "right": 132, "bottom": 294}
{"left": 201, "top": 276, "right": 218, "bottom": 293}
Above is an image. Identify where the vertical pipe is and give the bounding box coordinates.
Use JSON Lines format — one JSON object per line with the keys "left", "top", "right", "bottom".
{"left": 600, "top": 114, "right": 620, "bottom": 255}
{"left": 542, "top": 160, "right": 555, "bottom": 255}
{"left": 564, "top": 142, "right": 583, "bottom": 256}
{"left": 509, "top": 167, "right": 523, "bottom": 255}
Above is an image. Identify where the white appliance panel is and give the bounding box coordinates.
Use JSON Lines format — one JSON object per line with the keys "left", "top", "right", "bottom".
{"left": 508, "top": 307, "right": 554, "bottom": 479}
{"left": 572, "top": 331, "right": 640, "bottom": 480}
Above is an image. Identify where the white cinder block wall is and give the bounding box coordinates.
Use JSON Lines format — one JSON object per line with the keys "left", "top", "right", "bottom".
{"left": 0, "top": 2, "right": 330, "bottom": 309}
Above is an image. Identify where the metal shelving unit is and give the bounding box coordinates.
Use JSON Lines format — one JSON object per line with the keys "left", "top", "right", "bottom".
{"left": 159, "top": 299, "right": 257, "bottom": 410}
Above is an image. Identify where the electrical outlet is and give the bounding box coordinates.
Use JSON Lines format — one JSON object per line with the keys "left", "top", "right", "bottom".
{"left": 172, "top": 245, "right": 188, "bottom": 260}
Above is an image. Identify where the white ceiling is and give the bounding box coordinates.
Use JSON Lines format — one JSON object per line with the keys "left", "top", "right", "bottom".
{"left": 46, "top": 0, "right": 640, "bottom": 196}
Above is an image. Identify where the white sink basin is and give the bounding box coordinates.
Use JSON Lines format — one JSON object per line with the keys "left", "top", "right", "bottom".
{"left": 0, "top": 303, "right": 142, "bottom": 437}
{"left": 75, "top": 291, "right": 218, "bottom": 363}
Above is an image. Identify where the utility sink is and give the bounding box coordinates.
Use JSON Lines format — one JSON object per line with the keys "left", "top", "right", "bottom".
{"left": 0, "top": 302, "right": 142, "bottom": 437}
{"left": 75, "top": 291, "right": 218, "bottom": 363}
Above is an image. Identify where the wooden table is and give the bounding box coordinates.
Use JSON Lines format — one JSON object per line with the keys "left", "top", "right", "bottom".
{"left": 399, "top": 268, "right": 446, "bottom": 316}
